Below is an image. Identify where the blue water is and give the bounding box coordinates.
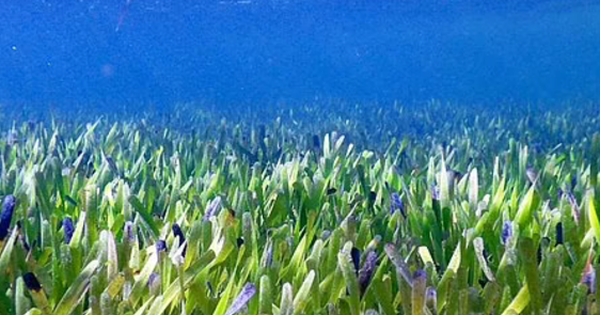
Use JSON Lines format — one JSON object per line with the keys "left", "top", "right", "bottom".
{"left": 1, "top": 0, "right": 599, "bottom": 108}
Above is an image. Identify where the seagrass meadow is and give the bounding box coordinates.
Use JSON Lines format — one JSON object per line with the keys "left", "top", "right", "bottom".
{"left": 2, "top": 102, "right": 600, "bottom": 315}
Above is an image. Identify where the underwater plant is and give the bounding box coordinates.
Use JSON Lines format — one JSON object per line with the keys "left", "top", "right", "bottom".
{"left": 0, "top": 102, "right": 600, "bottom": 314}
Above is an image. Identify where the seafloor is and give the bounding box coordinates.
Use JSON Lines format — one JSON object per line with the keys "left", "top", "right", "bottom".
{"left": 1, "top": 101, "right": 599, "bottom": 315}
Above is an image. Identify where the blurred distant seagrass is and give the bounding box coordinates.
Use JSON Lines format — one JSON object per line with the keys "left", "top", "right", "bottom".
{"left": 1, "top": 101, "right": 600, "bottom": 314}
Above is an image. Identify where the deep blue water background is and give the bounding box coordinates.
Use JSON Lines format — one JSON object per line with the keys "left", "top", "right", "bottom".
{"left": 1, "top": 0, "right": 599, "bottom": 109}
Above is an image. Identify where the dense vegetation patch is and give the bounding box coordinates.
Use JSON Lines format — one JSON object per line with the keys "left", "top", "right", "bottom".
{"left": 1, "top": 102, "right": 600, "bottom": 315}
